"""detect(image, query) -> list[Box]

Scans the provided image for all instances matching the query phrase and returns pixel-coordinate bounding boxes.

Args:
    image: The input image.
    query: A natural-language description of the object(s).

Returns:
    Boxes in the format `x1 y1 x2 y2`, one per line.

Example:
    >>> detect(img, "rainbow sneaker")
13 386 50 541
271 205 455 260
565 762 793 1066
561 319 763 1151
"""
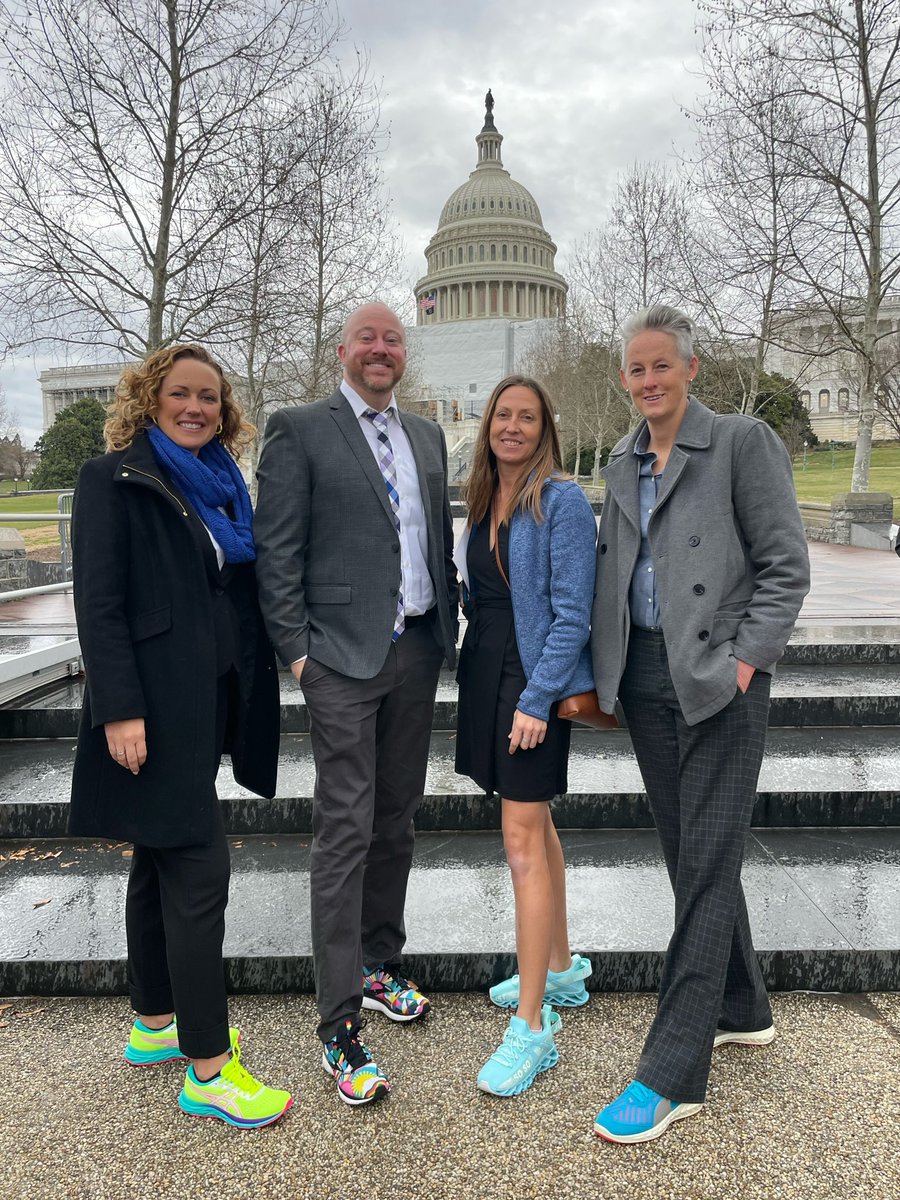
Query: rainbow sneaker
124 1019 240 1066
362 965 431 1022
321 1019 390 1107
177 1043 292 1129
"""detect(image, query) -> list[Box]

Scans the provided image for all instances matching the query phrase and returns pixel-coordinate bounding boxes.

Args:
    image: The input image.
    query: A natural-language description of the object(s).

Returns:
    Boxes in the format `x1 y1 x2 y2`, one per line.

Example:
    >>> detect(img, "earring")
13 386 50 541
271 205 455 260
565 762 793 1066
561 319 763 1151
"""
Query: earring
216 422 223 434
151 414 158 424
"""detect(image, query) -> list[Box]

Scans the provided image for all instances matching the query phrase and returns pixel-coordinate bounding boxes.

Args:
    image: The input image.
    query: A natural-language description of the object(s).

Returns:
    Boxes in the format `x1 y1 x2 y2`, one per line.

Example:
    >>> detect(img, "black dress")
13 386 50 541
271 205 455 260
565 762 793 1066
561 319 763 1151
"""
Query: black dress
455 519 571 801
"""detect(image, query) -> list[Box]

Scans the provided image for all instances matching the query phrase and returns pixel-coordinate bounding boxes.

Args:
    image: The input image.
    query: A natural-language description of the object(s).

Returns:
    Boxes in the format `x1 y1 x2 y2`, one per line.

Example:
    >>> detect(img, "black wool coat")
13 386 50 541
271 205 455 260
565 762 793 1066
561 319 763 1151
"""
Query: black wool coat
69 432 279 848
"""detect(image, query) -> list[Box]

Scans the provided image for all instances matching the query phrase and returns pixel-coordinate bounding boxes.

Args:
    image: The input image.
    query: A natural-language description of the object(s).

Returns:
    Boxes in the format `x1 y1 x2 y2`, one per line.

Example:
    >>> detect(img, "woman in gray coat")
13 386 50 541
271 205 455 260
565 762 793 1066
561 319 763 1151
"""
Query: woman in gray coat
590 305 810 1144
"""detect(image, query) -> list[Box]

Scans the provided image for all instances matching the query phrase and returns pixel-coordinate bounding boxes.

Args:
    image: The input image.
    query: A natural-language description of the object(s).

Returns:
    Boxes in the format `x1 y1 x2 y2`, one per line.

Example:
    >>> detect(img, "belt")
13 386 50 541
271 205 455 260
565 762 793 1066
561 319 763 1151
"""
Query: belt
404 607 436 629
632 624 664 635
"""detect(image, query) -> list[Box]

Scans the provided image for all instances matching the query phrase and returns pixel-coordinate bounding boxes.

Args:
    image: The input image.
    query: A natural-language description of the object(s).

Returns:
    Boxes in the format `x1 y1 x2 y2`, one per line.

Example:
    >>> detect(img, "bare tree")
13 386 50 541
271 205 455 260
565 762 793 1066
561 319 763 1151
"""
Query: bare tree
569 163 695 345
685 42 824 415
0 0 339 359
206 61 404 485
699 0 900 490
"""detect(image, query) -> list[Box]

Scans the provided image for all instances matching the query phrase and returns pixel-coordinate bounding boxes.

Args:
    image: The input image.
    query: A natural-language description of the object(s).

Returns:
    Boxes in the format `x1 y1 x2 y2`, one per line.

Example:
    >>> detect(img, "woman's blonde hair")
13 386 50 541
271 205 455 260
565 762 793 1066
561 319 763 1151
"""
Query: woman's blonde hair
464 374 568 526
104 344 254 459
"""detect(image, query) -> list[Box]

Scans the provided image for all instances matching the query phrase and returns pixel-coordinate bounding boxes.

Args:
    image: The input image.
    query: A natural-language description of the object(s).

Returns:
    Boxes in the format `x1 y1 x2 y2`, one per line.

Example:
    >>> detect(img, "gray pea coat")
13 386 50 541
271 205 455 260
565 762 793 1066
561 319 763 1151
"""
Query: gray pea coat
590 398 810 726
254 390 458 678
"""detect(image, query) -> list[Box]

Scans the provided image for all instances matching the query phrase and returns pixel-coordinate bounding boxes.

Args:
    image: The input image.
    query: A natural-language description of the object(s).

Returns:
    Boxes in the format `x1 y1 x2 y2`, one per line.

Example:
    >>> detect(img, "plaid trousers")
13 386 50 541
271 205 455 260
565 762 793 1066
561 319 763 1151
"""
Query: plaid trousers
619 628 773 1103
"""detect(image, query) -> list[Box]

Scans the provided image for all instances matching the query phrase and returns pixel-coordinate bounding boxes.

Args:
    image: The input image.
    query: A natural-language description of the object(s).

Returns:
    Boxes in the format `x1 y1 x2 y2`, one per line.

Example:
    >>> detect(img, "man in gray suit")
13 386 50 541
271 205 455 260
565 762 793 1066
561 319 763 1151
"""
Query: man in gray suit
254 302 457 1106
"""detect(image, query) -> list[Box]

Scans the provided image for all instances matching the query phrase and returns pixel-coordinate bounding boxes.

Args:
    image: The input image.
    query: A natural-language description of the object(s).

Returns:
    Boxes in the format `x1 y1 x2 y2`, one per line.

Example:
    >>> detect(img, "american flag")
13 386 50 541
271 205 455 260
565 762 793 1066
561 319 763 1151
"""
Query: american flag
419 293 435 312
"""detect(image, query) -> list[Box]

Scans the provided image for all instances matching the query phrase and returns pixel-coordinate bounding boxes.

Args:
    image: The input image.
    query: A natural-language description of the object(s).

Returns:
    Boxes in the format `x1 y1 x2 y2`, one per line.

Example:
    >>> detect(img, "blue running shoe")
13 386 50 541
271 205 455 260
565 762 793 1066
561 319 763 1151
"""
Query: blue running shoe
488 954 592 1010
594 1081 703 1143
477 1005 561 1097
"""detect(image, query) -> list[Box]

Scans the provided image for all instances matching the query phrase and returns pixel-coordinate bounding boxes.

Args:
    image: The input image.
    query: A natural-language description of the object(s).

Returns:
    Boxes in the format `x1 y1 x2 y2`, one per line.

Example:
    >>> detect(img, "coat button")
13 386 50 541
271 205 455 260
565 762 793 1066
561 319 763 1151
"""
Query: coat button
600 544 607 555
214 586 225 596
392 544 400 553
693 583 706 595
698 629 710 640
390 587 399 597
689 535 700 547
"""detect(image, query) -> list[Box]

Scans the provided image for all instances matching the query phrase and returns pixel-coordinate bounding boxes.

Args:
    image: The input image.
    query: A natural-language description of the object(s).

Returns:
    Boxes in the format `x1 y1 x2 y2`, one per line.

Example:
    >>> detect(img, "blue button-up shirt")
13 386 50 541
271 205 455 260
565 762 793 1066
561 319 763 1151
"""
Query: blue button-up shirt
628 429 662 630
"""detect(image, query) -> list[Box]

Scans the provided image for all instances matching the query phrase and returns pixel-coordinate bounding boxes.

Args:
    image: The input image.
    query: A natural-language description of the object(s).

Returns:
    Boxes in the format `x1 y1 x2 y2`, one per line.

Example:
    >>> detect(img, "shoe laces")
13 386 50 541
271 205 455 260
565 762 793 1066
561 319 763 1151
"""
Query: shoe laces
492 1023 540 1066
374 967 420 1000
218 1043 259 1098
328 1019 373 1073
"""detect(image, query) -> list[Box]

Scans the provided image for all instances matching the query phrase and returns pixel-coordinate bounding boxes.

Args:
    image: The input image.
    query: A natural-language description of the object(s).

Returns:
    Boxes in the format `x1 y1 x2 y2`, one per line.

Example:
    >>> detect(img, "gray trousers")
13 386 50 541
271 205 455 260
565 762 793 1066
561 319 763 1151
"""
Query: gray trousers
300 621 443 1041
619 628 773 1104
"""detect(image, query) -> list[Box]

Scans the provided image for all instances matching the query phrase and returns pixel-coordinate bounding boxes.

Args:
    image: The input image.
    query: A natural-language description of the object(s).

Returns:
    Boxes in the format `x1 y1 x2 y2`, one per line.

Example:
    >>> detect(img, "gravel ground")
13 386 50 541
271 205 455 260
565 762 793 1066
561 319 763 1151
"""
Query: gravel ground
1 991 898 1200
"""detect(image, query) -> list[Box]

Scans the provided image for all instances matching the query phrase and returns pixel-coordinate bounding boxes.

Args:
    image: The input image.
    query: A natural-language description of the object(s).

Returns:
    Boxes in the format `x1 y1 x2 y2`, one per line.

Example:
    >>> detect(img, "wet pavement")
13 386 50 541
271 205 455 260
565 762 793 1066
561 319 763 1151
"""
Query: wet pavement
2 727 898 840
1 991 898 1200
1 828 897 995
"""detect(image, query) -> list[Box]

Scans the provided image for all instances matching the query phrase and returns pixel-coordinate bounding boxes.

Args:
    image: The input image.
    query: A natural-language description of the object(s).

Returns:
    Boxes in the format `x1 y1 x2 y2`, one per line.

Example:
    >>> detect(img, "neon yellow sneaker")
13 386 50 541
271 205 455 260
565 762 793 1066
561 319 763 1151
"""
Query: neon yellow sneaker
178 1043 292 1129
123 1019 240 1066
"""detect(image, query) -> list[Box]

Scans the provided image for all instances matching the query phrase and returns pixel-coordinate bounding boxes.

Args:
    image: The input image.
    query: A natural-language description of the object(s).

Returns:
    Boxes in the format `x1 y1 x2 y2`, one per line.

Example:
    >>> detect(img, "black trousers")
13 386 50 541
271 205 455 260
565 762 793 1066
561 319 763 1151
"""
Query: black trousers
124 673 233 1060
299 620 443 1042
619 629 773 1104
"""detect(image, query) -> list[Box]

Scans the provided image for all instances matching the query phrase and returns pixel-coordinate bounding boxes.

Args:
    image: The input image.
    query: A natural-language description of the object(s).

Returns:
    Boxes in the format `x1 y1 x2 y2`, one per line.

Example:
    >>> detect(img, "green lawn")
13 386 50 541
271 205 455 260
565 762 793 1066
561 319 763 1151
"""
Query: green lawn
0 491 68 522
0 490 68 553
792 443 900 512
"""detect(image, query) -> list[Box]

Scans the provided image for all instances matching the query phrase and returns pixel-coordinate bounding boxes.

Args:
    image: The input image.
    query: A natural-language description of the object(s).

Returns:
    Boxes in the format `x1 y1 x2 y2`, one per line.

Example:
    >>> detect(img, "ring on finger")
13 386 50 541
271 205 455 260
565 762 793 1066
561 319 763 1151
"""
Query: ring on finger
116 750 125 758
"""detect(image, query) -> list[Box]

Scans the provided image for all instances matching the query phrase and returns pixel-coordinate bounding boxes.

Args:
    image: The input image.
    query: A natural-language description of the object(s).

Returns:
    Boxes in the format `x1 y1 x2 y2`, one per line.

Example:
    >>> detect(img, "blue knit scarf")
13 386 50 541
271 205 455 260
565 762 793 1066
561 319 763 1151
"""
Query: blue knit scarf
147 426 256 563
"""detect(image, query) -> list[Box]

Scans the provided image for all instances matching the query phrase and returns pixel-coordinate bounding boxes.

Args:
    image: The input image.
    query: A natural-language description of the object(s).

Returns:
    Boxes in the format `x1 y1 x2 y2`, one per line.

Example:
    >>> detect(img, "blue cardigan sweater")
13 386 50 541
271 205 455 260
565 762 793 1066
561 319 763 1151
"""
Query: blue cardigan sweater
457 479 597 721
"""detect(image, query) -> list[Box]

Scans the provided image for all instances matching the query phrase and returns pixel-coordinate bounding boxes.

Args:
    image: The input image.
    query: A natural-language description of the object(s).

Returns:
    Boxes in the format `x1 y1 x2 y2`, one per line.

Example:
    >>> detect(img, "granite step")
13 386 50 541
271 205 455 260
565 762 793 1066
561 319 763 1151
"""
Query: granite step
1 727 898 839
1 827 896 996
3 661 900 738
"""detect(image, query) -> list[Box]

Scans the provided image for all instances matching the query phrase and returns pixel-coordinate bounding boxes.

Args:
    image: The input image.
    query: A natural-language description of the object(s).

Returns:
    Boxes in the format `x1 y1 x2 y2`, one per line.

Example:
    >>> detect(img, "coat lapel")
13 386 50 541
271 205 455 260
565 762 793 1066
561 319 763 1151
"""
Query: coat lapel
651 398 715 517
601 433 642 532
329 393 396 528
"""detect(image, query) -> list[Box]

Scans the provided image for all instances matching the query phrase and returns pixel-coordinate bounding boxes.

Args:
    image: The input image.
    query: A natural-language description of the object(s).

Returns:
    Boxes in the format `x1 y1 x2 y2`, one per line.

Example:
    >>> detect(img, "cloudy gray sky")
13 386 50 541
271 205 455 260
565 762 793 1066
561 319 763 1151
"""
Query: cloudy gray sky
3 0 703 444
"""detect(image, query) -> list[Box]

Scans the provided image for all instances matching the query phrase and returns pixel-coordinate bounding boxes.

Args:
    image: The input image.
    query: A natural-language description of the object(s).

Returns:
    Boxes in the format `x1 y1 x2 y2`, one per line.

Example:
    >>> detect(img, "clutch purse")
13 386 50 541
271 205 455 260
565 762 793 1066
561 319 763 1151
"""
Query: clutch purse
557 690 619 730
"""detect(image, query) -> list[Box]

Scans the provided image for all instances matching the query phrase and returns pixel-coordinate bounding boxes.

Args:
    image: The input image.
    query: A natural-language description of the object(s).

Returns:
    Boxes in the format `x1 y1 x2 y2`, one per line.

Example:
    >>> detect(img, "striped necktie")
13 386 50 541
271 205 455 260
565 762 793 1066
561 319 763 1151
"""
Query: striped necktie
365 408 404 640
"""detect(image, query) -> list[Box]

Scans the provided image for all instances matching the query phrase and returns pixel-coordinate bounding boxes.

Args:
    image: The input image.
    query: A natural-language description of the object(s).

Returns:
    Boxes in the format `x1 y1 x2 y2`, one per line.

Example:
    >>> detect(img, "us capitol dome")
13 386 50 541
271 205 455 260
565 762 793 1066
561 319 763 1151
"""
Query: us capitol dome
414 91 568 325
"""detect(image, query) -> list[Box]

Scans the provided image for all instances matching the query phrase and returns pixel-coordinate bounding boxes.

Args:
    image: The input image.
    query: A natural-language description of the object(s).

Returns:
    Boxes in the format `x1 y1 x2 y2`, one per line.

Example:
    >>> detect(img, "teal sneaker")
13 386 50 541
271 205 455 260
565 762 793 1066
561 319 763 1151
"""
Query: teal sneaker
488 954 592 1010
594 1081 703 1143
477 1005 561 1097
124 1019 240 1066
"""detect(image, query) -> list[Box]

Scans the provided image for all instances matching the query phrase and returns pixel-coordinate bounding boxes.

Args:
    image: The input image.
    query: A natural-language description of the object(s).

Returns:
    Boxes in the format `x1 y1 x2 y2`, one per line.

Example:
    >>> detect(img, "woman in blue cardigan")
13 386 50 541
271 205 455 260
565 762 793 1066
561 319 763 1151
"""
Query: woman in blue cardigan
454 374 597 1097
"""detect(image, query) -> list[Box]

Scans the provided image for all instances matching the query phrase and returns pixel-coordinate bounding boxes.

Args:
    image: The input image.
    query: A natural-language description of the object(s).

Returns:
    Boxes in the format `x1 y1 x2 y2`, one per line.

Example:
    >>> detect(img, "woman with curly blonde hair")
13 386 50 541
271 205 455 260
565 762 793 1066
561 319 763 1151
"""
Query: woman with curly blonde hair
69 344 292 1128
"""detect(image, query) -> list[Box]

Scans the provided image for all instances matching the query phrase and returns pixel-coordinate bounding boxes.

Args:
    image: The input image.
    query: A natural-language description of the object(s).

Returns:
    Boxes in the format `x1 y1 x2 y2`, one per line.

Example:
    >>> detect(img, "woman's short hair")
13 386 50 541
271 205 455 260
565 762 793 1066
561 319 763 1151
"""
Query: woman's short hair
104 344 254 458
620 304 696 367
465 373 567 526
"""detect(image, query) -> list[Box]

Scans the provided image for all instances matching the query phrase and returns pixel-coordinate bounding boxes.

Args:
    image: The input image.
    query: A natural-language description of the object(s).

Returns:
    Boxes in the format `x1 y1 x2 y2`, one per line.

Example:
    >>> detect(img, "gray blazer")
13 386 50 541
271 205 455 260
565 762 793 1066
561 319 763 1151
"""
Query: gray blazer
254 390 457 679
591 398 810 726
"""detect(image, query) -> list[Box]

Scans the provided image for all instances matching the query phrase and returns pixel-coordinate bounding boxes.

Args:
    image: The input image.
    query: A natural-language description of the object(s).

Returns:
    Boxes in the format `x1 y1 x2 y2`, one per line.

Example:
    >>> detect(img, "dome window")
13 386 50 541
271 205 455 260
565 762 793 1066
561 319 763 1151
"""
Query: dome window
490 199 494 209
513 245 518 262
464 201 468 211
469 245 474 262
479 244 485 260
491 243 496 260
499 199 503 209
481 199 485 209
502 244 507 261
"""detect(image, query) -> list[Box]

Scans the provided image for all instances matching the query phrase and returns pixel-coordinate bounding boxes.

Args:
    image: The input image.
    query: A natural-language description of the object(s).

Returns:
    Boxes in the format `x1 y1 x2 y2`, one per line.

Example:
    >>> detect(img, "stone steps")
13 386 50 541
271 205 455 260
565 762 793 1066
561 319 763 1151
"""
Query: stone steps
2 727 898 838
1 828 896 996
3 660 900 738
